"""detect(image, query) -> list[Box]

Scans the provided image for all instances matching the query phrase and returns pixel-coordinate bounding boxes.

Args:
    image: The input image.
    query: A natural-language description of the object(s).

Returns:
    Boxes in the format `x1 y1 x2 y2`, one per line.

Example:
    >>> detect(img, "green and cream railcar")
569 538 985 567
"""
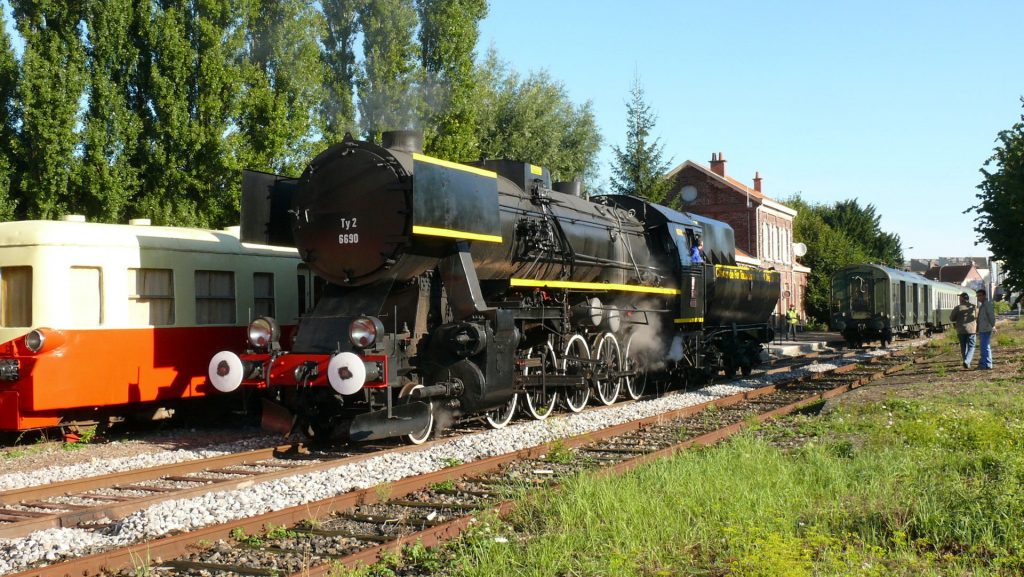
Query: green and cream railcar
0 218 317 431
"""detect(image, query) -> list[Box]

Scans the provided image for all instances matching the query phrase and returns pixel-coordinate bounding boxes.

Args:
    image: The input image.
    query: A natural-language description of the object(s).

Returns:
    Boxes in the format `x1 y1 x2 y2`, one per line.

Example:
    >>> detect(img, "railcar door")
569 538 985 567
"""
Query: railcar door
923 288 931 326
912 283 920 326
898 281 907 326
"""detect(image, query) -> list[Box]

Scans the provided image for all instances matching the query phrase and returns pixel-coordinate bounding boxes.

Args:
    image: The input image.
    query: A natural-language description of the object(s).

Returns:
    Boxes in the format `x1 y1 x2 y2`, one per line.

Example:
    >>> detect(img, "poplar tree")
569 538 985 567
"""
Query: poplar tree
12 0 87 219
416 0 487 161
237 0 326 177
609 76 672 202
135 0 244 227
356 0 420 142
320 0 360 142
0 9 19 221
78 0 143 223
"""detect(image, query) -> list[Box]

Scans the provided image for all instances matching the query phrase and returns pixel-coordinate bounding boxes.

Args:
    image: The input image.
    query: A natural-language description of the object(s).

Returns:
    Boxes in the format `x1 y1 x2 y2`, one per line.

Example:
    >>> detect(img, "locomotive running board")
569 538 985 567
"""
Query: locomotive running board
349 401 433 442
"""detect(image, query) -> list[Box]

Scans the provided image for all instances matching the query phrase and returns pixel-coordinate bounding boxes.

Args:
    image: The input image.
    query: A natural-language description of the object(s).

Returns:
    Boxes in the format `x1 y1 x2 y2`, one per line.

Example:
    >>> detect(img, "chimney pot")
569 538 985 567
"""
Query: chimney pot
709 151 727 177
753 171 762 193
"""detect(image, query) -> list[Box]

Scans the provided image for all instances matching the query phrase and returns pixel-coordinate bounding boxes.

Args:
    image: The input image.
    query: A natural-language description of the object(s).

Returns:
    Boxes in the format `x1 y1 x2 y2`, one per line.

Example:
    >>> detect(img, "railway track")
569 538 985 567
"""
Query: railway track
3 343 937 577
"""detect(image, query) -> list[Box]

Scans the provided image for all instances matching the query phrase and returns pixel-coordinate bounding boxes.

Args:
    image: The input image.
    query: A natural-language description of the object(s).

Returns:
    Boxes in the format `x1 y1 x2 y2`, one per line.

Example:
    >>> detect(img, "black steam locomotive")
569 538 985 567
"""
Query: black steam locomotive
209 131 780 443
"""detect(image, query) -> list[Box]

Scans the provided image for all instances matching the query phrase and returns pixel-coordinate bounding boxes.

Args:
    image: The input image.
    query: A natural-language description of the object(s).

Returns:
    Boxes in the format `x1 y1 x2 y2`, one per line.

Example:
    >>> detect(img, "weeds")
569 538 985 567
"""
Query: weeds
430 479 456 492
441 457 464 468
544 440 574 464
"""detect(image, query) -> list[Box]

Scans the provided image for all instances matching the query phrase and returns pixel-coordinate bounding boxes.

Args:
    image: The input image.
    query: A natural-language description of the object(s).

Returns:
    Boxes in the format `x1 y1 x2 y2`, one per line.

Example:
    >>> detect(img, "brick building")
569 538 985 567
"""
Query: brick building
664 152 809 316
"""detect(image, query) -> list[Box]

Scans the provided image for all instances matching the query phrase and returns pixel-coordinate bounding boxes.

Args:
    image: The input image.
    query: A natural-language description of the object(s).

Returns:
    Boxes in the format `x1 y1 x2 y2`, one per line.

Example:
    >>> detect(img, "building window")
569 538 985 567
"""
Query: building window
128 268 175 325
70 267 103 326
253 272 275 318
196 270 235 325
0 266 31 327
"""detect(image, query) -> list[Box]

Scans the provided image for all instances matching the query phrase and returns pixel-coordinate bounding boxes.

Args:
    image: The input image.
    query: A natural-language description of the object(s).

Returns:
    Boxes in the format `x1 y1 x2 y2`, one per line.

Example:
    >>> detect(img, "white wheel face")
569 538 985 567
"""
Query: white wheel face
623 334 646 400
400 385 434 445
208 351 244 393
484 394 518 429
593 333 622 405
562 334 591 413
523 345 558 420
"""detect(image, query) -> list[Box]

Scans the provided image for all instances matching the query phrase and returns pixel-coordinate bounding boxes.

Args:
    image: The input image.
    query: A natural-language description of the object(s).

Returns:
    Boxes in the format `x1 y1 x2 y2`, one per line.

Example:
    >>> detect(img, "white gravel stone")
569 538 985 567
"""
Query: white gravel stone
0 349 896 576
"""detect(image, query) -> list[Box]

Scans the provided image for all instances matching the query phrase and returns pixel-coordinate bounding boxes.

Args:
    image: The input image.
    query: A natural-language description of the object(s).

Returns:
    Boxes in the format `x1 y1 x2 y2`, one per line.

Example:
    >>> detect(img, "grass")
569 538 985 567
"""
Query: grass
353 329 1024 576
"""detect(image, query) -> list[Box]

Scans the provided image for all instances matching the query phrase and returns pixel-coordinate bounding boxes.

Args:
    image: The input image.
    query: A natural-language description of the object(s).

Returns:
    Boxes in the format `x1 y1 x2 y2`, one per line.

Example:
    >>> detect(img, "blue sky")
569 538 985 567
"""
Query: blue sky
479 0 1024 260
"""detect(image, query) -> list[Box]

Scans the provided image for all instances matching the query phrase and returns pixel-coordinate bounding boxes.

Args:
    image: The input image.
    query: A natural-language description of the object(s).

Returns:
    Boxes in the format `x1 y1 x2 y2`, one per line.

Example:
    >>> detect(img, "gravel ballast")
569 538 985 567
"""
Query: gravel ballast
0 348 896 575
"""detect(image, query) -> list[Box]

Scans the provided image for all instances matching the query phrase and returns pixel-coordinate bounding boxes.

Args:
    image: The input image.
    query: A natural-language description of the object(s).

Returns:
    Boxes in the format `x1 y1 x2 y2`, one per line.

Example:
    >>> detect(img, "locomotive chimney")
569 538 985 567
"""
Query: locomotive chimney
709 152 726 177
381 130 424 154
553 180 582 197
753 171 762 193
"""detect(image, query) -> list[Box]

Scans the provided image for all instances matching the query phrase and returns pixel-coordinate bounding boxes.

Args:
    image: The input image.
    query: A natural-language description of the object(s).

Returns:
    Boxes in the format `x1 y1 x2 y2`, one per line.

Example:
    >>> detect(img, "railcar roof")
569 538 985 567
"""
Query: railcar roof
0 220 298 256
835 262 962 291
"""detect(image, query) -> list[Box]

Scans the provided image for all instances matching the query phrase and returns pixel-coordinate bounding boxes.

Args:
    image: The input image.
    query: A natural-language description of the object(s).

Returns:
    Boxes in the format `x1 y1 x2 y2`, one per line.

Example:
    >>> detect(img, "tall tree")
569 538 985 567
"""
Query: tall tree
416 0 486 161
820 198 903 267
972 98 1024 292
319 0 361 142
134 0 245 227
12 0 88 219
237 0 325 177
0 8 19 221
609 76 672 202
356 0 420 142
477 51 601 185
77 0 143 223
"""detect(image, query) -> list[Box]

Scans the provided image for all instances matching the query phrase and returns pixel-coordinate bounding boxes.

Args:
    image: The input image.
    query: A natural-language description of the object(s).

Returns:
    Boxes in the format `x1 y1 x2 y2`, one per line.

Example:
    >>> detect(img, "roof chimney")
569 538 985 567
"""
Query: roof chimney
753 171 762 193
710 152 726 177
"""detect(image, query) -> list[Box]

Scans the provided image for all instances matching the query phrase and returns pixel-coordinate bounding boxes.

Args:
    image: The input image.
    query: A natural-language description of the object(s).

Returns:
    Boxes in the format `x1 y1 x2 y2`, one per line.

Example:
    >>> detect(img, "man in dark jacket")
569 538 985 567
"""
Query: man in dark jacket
950 292 977 369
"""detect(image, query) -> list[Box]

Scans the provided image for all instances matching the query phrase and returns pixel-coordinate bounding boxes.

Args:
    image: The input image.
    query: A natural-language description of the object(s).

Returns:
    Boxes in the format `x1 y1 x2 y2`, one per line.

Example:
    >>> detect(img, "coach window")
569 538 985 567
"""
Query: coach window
196 270 235 324
128 268 175 325
71 267 103 325
253 272 275 318
0 266 31 327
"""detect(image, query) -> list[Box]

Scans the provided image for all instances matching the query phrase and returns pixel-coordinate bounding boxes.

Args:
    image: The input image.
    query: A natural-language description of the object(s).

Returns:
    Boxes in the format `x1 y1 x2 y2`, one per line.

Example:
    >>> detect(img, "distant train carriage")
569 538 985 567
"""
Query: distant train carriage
830 263 962 347
0 218 317 431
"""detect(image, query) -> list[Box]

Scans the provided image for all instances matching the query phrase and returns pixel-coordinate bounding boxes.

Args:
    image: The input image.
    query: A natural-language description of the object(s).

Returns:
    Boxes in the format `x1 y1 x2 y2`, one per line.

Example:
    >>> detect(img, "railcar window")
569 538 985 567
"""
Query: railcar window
196 270 235 324
70 267 103 325
253 272 275 318
0 266 31 327
128 268 175 325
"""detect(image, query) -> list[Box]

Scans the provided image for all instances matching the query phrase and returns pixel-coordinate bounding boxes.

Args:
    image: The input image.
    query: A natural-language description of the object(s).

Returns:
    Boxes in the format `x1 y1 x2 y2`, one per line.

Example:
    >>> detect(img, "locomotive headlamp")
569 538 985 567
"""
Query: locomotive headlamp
248 317 281 349
25 330 45 353
349 316 384 349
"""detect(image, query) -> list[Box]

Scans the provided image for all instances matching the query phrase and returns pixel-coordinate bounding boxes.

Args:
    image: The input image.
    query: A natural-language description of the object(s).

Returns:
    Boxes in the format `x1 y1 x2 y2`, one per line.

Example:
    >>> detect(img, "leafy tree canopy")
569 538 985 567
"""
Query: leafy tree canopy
972 97 1024 292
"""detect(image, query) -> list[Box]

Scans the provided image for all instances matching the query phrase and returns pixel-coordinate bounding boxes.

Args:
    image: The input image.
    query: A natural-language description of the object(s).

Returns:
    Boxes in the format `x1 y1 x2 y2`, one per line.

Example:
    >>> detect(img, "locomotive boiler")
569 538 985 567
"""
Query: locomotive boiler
209 131 780 443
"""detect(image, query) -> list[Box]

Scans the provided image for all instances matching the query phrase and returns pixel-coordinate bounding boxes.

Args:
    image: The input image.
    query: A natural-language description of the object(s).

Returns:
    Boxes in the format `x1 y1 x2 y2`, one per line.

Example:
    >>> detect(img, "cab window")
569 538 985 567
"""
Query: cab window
0 266 31 327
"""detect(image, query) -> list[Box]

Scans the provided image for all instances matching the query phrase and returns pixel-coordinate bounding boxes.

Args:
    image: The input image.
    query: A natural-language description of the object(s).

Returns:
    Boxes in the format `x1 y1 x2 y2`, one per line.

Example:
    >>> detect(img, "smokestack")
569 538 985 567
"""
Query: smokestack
553 181 582 197
382 130 423 154
710 152 726 177
753 171 762 193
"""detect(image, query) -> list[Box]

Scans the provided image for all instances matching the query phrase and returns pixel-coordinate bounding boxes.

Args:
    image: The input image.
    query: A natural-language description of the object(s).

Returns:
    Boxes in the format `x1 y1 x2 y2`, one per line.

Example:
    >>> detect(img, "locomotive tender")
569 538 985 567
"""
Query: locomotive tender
209 131 780 443
830 263 964 348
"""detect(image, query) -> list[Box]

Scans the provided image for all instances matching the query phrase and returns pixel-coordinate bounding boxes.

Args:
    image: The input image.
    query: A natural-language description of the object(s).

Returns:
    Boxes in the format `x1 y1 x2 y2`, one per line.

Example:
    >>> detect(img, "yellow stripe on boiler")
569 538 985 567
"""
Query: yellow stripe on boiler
412 153 498 179
510 278 680 295
411 225 503 243
674 317 705 324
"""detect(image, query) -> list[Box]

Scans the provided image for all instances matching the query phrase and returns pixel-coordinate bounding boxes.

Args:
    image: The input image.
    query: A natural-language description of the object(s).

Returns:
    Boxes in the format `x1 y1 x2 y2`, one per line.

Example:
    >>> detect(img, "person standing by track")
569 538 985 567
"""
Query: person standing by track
950 292 977 369
975 288 996 370
785 304 799 341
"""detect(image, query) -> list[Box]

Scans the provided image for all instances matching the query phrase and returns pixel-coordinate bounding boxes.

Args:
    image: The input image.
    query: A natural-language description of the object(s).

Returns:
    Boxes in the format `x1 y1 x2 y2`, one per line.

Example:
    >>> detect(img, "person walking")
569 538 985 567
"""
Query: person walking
950 292 977 369
785 304 799 341
976 288 996 370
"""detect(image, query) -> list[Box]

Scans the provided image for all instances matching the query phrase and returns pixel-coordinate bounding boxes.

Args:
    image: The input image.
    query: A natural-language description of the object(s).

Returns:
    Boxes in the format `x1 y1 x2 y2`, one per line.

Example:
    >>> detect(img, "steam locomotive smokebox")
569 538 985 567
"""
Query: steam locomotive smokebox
468 160 552 191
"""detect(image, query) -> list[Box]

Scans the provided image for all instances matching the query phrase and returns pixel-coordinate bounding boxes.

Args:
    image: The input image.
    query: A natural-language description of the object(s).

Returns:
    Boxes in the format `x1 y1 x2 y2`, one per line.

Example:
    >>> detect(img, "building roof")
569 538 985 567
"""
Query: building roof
664 159 796 216
923 263 982 284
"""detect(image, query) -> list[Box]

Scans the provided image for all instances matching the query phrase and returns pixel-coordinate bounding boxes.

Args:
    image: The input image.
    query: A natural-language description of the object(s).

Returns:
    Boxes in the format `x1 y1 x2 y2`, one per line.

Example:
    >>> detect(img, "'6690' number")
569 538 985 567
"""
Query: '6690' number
338 233 360 244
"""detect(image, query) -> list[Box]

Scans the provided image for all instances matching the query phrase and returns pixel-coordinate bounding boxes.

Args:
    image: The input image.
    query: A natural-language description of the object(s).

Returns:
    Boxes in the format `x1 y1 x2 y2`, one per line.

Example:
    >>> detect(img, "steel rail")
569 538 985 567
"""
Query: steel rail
7 348 914 577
